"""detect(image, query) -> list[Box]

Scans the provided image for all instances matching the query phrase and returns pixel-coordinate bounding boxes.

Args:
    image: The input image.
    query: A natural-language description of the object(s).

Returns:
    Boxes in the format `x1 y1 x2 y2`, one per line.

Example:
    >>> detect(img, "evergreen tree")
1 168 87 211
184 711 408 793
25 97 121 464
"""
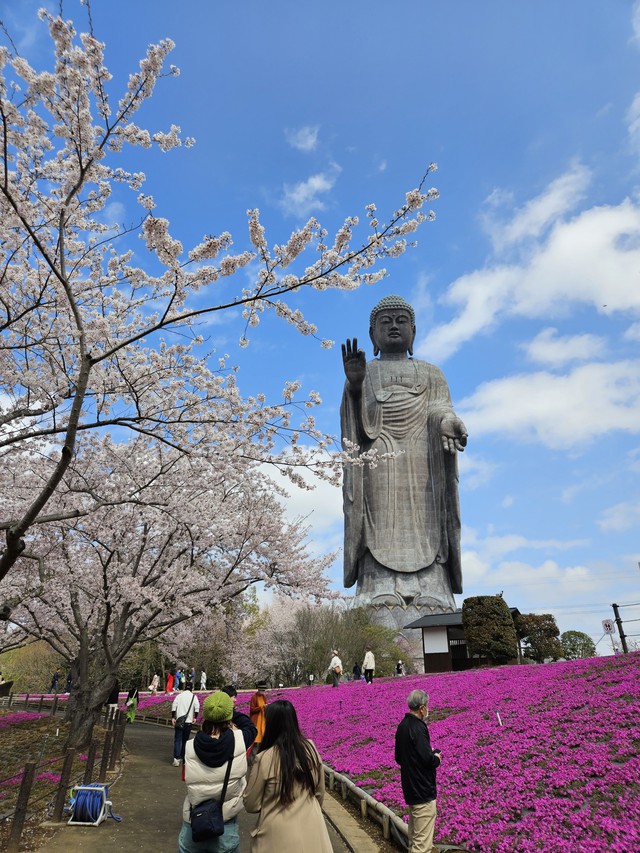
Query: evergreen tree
514 613 564 663
560 630 597 660
462 595 518 664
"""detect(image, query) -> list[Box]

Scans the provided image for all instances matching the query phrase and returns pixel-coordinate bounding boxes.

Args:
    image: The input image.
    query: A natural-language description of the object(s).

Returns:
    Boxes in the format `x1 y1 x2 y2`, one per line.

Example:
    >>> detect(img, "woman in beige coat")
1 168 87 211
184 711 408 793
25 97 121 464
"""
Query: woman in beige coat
243 699 332 853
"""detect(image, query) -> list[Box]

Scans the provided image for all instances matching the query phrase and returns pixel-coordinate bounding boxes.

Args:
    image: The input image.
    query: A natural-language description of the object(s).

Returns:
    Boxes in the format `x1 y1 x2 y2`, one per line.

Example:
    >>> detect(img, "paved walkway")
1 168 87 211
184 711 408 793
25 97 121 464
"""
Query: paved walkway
37 722 369 853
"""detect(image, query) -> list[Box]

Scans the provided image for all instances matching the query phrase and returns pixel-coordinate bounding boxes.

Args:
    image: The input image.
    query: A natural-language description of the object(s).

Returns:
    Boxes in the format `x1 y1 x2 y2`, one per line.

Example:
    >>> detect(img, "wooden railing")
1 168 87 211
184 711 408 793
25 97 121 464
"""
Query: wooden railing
0 703 127 853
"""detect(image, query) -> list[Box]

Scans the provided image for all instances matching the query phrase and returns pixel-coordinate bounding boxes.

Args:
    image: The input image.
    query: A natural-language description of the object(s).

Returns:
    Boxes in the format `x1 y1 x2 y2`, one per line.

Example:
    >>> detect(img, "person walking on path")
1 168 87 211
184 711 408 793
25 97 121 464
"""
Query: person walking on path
394 689 442 853
362 647 375 684
244 699 332 853
172 681 200 766
328 650 342 688
200 670 207 691
166 671 175 693
125 685 139 723
352 661 362 681
178 691 255 853
148 672 160 694
105 679 120 720
49 671 59 693
249 684 268 749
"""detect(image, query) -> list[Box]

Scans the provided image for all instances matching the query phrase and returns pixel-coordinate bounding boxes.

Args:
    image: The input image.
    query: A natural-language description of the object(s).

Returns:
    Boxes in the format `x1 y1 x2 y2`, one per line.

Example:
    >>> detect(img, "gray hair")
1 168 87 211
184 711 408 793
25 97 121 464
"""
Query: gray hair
407 689 429 711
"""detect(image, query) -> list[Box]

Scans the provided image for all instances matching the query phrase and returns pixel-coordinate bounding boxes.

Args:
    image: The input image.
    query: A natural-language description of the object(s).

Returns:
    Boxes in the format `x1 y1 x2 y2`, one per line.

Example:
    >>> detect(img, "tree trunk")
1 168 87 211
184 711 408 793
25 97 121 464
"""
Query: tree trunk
65 700 104 750
64 653 117 750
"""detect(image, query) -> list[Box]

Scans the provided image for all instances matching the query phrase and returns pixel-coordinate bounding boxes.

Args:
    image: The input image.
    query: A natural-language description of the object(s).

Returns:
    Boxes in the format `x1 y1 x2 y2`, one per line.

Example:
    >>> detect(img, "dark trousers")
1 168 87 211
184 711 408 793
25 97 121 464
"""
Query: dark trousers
364 669 374 683
331 669 340 687
173 723 192 761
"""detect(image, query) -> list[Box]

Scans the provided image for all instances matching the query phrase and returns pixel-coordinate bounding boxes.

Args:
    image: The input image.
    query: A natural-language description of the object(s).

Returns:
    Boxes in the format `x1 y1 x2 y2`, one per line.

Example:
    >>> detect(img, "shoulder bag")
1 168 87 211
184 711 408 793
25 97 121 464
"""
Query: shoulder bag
175 693 195 730
190 757 233 841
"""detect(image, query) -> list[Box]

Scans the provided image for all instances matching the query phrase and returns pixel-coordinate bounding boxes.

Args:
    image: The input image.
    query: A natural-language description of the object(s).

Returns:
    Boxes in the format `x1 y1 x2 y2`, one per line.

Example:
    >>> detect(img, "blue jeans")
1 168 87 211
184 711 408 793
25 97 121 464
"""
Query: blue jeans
174 723 192 761
178 818 239 853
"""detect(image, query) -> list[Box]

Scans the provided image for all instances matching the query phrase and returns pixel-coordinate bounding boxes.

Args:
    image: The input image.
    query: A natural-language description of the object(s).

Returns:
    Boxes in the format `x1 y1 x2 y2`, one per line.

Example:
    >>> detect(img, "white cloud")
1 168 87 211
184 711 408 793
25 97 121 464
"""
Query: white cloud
285 126 320 153
455 525 628 638
629 447 640 472
410 271 436 328
280 474 343 536
458 360 640 449
501 495 514 508
458 553 597 602
419 189 640 362
280 166 340 218
624 322 640 341
522 327 607 367
632 1 640 45
102 202 126 228
4 2 55 53
457 453 496 490
462 527 588 561
626 92 640 155
598 501 640 532
483 163 591 252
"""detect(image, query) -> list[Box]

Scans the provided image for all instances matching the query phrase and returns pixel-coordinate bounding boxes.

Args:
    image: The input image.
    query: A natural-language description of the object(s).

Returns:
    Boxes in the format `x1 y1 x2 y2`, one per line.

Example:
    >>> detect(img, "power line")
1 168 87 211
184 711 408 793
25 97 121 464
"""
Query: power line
492 574 639 589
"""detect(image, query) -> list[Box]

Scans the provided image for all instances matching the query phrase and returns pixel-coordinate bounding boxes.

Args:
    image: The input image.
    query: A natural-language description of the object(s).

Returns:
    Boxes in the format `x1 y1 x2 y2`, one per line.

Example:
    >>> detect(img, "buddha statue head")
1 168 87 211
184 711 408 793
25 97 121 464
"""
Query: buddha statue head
369 294 416 356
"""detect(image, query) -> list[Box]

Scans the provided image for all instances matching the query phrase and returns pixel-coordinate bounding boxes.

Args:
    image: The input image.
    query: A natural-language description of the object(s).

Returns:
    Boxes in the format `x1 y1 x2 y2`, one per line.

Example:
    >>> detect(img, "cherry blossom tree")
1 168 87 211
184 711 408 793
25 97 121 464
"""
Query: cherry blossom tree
0 6 437 592
0 435 335 747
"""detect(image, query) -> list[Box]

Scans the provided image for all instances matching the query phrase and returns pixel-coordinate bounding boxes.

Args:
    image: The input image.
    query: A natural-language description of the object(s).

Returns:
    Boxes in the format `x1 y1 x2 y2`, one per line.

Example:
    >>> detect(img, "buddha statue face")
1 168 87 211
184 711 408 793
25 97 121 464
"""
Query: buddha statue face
370 308 415 356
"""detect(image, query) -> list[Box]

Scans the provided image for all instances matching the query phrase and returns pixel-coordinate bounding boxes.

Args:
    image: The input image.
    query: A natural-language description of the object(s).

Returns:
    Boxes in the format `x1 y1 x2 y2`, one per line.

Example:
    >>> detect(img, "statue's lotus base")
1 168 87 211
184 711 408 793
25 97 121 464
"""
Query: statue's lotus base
362 598 456 675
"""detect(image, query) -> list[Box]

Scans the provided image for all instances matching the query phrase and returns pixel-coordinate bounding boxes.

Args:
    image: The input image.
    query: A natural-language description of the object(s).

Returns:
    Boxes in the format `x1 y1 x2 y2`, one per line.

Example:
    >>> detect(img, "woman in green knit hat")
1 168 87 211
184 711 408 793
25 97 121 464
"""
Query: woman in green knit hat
178 691 256 853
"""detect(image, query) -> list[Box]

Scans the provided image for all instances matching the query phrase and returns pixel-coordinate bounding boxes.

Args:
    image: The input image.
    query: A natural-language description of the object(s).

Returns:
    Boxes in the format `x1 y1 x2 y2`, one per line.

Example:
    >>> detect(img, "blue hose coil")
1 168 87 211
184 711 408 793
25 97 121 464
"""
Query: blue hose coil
70 784 122 823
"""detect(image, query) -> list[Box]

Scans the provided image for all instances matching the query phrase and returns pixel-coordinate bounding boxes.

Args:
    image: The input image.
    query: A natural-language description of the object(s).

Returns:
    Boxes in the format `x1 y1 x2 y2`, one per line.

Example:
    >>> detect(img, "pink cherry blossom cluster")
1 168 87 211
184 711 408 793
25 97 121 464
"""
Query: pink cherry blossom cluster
0 5 439 603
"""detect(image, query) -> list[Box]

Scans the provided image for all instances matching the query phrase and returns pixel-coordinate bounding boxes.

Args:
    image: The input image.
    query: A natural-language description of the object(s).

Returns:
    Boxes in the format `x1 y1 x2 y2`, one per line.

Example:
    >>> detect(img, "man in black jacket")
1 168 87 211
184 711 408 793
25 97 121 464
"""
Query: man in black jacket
394 689 442 853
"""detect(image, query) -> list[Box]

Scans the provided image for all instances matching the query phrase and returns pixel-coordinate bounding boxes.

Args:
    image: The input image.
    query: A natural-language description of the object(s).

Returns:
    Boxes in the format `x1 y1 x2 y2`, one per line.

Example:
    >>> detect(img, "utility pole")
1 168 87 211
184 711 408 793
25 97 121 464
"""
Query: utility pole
611 603 629 654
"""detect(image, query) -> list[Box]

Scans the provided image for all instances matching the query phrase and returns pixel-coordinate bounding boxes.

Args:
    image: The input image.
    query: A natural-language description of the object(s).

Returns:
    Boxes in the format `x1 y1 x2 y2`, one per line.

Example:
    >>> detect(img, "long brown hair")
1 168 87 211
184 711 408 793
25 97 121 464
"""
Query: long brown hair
259 699 319 806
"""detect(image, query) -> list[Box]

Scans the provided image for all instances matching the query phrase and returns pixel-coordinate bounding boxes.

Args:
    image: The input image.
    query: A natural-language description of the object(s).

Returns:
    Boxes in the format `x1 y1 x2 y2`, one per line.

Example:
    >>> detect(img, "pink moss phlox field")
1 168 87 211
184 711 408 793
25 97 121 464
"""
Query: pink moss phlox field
0 711 47 729
35 772 62 784
237 655 640 852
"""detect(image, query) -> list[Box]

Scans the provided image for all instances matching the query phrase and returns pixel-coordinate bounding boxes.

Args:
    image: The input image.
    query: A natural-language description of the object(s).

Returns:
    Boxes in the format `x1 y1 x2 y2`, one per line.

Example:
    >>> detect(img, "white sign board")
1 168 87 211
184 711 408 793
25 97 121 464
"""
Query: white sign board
602 619 615 635
422 626 449 654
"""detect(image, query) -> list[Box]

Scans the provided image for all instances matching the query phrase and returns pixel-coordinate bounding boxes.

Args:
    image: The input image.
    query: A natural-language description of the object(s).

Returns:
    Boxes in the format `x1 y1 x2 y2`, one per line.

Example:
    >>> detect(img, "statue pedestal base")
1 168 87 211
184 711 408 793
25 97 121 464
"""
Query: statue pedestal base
363 599 456 674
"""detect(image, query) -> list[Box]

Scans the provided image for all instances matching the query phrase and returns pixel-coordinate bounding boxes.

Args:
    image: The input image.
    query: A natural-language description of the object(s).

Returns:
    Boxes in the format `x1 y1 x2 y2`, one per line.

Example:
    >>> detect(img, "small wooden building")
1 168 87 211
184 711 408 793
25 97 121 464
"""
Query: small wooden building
404 608 521 673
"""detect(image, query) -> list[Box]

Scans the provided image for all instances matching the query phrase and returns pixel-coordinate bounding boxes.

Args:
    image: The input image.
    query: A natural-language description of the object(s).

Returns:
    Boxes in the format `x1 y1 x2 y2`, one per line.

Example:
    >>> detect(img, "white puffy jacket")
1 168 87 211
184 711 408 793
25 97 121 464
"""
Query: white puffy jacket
182 729 248 823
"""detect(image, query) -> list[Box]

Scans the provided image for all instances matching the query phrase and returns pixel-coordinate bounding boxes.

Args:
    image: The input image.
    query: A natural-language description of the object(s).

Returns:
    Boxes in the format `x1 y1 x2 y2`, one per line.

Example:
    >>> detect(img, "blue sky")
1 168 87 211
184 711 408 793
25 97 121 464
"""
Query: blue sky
5 0 640 649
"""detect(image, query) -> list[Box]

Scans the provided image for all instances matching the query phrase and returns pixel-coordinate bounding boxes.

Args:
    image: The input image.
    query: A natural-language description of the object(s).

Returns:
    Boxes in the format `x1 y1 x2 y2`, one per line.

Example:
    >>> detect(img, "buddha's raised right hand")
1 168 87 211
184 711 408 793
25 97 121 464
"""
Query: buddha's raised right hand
341 338 366 389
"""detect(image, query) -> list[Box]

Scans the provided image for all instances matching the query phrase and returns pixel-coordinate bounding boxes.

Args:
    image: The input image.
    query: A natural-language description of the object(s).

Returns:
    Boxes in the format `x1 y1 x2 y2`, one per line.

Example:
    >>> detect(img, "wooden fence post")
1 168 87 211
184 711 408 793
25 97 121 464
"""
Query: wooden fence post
49 693 58 717
83 740 98 784
382 812 390 839
6 762 36 853
51 748 76 823
108 718 127 771
37 695 44 713
98 730 113 782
